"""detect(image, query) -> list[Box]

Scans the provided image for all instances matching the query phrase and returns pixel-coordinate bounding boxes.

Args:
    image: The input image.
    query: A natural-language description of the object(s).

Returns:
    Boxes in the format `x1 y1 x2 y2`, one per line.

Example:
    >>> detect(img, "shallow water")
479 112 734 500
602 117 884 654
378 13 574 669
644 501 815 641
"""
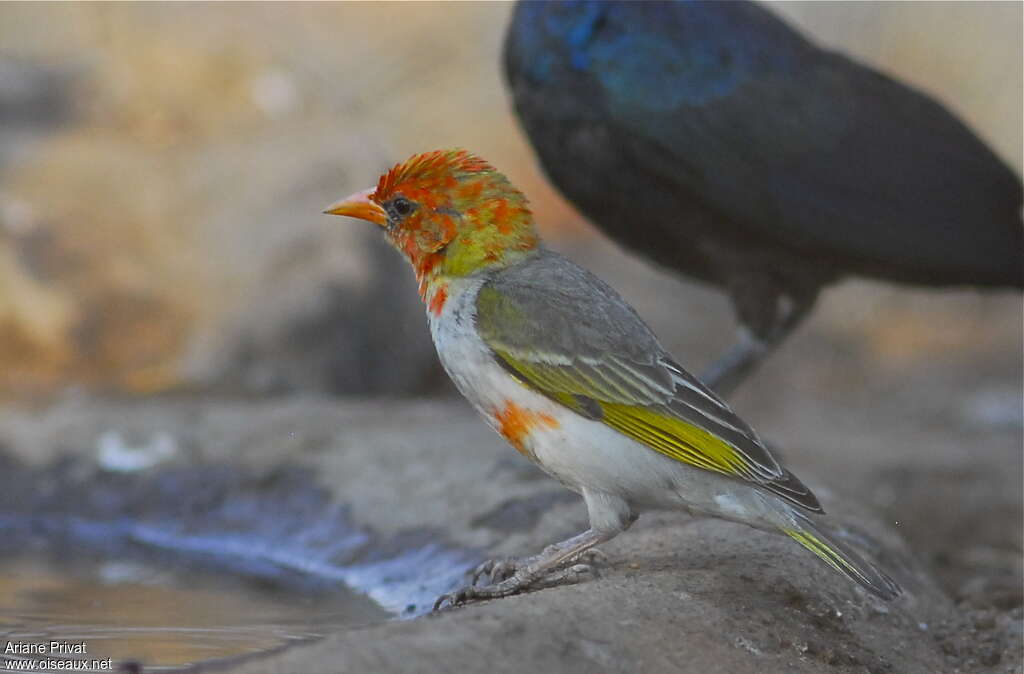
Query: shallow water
0 461 479 620
0 553 389 671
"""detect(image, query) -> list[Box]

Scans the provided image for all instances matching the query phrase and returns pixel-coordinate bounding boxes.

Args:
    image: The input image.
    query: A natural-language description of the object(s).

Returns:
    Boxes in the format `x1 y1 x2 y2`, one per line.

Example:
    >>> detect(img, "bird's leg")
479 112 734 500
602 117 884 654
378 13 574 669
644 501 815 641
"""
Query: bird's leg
701 279 819 397
434 490 634 610
699 327 769 396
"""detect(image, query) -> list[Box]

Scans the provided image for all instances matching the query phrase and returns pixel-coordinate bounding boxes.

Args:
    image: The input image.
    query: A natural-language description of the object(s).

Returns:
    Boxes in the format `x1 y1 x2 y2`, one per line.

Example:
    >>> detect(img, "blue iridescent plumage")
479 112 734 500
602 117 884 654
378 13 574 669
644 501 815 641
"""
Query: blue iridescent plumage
504 0 1023 393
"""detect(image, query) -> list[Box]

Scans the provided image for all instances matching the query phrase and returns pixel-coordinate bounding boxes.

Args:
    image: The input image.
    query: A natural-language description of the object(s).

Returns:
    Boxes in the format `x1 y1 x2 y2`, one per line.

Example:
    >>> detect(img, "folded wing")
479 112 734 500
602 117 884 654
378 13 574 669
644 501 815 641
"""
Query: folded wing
477 251 822 512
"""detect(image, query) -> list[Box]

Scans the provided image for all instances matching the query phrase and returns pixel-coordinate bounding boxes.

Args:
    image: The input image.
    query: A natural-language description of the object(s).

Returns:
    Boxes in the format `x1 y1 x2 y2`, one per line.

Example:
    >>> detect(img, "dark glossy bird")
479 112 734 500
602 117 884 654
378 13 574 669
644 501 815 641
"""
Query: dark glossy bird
504 0 1023 395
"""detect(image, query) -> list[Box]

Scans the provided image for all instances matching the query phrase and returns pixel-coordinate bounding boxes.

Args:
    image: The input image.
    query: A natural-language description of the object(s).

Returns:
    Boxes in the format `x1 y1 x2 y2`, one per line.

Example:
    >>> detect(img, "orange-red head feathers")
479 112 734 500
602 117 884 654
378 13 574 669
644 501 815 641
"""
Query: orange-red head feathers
325 150 539 285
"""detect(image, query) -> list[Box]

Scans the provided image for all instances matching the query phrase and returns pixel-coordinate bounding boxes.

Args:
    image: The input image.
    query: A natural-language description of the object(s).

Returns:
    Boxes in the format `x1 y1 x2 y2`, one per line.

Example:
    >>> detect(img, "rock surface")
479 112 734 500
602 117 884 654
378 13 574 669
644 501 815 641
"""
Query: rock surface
0 390 1019 673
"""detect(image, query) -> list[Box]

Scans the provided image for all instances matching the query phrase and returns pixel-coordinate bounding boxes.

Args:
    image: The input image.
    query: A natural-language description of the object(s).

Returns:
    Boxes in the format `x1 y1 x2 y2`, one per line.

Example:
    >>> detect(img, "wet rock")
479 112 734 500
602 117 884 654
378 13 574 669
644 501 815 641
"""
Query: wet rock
0 393 1018 673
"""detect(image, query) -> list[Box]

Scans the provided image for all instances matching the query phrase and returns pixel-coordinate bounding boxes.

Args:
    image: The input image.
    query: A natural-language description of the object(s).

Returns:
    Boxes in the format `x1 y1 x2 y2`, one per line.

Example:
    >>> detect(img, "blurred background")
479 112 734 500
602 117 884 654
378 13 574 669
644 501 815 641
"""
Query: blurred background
0 1 1019 404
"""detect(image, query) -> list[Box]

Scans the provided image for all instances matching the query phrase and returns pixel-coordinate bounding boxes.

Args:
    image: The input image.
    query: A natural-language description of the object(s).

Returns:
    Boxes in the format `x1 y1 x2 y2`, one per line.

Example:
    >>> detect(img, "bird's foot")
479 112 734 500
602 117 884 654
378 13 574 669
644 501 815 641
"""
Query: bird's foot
468 547 606 585
433 561 598 611
468 556 520 585
432 573 530 611
434 529 612 611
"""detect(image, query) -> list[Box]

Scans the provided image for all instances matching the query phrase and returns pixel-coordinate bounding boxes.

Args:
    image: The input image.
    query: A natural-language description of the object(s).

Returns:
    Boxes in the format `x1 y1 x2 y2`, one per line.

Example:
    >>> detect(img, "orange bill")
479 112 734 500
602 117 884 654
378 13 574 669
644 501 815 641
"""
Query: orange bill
323 187 387 226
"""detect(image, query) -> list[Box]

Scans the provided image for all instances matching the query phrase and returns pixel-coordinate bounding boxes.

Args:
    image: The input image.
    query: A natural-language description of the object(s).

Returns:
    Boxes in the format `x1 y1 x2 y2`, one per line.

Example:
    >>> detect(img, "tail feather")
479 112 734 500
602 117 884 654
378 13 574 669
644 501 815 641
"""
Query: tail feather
782 516 901 601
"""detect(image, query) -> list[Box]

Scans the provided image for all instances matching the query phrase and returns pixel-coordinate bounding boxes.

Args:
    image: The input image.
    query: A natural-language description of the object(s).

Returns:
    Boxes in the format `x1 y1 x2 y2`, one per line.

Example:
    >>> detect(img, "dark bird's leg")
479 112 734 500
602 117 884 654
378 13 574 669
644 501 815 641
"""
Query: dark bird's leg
700 261 823 396
700 328 772 397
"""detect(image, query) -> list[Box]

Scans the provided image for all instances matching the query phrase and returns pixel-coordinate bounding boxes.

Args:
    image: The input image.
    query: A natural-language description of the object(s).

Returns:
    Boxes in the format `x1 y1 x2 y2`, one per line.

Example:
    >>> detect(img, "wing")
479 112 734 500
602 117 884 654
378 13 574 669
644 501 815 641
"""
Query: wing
476 251 822 512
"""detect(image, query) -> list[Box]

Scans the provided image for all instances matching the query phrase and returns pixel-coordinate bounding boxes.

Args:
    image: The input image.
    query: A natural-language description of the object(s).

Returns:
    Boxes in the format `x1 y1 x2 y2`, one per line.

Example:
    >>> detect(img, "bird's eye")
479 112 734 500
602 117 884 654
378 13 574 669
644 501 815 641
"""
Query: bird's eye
391 197 414 218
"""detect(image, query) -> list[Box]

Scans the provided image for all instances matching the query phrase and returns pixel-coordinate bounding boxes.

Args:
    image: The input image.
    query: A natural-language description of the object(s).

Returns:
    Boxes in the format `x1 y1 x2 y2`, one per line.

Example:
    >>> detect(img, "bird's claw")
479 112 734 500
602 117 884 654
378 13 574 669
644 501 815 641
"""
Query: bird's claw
467 547 605 585
469 557 519 585
433 573 524 612
536 562 599 587
433 586 476 612
434 551 605 612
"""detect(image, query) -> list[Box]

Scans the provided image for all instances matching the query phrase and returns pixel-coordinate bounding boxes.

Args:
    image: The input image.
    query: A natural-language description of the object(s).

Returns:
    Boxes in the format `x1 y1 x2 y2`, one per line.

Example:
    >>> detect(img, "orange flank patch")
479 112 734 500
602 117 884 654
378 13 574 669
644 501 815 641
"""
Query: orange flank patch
428 284 448 317
494 400 559 460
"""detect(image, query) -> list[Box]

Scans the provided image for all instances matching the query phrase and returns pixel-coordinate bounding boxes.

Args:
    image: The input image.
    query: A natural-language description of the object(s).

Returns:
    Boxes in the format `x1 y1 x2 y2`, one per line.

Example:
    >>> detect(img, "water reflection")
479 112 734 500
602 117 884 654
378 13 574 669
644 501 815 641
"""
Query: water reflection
0 553 388 671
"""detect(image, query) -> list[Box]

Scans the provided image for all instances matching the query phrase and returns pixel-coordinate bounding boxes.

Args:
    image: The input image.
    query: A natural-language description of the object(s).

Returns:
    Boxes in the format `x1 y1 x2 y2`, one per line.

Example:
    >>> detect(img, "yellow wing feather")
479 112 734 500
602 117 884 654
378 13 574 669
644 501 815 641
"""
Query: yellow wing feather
496 349 755 480
600 403 751 477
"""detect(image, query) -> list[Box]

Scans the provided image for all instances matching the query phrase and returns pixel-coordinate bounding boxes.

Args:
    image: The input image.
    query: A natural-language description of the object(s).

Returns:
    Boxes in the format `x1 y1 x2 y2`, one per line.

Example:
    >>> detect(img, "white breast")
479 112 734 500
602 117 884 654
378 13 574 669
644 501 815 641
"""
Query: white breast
428 276 522 418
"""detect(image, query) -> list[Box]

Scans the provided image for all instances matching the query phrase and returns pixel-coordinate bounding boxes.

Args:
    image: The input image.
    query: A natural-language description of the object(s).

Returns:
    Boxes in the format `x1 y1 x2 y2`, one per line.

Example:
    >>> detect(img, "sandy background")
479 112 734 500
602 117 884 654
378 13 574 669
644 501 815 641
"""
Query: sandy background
0 1 1019 399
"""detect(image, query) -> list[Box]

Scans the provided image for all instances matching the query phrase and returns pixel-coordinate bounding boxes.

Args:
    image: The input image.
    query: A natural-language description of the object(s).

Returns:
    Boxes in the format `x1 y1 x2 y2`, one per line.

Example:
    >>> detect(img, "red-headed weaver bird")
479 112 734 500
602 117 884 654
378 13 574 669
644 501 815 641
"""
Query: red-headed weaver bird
325 150 901 609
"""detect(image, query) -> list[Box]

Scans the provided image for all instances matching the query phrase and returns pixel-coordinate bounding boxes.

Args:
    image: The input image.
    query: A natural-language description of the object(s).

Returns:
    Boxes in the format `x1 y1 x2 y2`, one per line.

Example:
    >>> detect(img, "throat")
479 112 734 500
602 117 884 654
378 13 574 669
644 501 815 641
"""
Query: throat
413 245 537 317
412 251 444 299
417 259 453 318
